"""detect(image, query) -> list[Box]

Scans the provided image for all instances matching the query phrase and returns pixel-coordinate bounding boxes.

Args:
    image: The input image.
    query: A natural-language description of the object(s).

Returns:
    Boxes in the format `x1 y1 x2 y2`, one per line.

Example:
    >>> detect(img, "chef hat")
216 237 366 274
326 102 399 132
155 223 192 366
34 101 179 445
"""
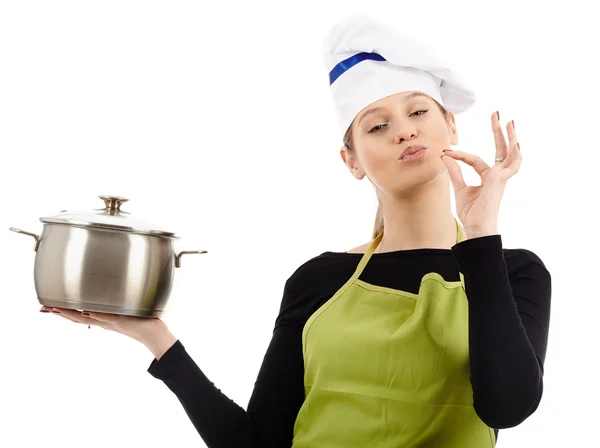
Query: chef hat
323 14 477 135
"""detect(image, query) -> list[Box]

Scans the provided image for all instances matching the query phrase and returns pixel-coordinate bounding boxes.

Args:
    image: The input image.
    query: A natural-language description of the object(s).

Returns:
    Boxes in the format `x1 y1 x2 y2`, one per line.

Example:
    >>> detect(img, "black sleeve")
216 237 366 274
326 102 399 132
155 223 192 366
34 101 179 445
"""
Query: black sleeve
146 279 305 448
451 235 552 430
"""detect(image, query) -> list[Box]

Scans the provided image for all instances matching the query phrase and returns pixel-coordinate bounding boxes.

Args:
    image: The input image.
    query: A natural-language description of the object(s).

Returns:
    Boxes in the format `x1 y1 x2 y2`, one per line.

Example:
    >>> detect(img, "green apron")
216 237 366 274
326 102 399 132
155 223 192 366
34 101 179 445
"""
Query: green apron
292 218 496 447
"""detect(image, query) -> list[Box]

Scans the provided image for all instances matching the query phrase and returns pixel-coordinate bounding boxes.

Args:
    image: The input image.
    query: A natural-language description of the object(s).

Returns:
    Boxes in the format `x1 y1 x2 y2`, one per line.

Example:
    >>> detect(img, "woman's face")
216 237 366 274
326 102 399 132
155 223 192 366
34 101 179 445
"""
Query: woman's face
342 91 459 197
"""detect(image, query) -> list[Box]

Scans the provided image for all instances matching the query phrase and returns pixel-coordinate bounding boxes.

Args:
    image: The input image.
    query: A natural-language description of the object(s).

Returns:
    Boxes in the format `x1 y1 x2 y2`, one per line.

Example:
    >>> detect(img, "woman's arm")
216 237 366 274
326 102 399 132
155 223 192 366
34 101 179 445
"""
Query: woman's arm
452 235 552 429
141 325 178 360
146 283 306 448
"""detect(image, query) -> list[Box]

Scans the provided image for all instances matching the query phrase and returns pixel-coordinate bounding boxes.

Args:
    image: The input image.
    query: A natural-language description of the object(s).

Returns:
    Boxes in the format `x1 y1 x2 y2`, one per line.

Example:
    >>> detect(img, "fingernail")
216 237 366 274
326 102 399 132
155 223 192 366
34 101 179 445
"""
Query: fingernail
82 312 91 317
40 309 50 313
496 111 500 120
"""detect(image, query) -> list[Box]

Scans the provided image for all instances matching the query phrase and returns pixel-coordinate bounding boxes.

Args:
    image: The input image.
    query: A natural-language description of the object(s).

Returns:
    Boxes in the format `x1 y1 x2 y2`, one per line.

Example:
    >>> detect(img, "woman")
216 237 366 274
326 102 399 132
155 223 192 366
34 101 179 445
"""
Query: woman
42 15 552 447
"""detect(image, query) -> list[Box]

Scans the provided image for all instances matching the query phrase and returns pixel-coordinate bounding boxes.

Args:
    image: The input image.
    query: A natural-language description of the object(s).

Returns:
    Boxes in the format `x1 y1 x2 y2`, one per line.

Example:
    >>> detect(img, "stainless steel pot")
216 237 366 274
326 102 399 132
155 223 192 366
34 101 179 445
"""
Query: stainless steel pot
10 195 207 317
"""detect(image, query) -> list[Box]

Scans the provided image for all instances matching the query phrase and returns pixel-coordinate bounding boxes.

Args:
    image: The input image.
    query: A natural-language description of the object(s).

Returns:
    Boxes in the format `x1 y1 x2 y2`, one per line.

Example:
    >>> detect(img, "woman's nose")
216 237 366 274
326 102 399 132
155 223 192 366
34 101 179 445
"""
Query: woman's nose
394 127 417 144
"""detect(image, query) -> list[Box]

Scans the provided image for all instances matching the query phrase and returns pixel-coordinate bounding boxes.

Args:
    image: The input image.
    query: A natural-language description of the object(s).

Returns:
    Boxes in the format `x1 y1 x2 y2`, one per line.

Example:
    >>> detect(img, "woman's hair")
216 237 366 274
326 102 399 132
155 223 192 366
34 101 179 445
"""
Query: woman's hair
343 95 452 239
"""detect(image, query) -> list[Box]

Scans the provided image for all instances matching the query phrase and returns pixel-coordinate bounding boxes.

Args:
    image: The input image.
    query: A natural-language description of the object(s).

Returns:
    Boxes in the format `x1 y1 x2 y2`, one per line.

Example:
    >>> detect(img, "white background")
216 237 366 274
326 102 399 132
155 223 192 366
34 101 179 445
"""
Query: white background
1 1 597 446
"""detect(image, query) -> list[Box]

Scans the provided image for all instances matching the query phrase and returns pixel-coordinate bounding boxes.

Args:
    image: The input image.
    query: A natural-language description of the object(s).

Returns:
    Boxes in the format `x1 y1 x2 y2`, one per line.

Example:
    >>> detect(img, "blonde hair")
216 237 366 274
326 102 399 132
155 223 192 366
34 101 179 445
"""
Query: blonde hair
342 95 452 239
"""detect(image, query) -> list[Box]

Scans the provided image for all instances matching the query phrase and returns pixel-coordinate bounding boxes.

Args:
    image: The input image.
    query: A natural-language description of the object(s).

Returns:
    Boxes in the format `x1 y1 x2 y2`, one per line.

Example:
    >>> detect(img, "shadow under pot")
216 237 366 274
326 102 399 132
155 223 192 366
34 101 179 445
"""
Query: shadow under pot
10 195 207 317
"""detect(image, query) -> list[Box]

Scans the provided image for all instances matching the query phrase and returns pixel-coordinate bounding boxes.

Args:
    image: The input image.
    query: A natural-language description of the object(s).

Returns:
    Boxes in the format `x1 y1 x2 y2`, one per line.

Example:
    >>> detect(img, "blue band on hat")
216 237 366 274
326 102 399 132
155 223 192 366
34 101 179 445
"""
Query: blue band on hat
329 52 386 85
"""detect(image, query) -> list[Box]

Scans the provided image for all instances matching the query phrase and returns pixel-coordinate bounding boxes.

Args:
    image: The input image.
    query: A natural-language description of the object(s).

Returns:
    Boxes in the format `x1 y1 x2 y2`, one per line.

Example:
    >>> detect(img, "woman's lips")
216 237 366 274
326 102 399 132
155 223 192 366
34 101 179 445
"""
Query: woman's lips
399 148 427 162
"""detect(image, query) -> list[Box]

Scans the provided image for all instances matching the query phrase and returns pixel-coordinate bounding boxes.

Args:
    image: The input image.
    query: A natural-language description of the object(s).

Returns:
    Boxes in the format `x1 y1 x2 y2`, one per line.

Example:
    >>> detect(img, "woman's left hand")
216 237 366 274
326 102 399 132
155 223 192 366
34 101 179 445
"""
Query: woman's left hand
441 111 522 239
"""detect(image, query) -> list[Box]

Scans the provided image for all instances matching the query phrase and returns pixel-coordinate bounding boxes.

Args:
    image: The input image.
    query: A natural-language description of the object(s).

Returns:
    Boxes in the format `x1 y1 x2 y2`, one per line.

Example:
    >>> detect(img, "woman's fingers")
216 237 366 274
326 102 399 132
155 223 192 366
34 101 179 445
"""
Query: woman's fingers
51 309 87 325
81 311 120 325
492 111 508 161
52 308 87 322
41 306 111 329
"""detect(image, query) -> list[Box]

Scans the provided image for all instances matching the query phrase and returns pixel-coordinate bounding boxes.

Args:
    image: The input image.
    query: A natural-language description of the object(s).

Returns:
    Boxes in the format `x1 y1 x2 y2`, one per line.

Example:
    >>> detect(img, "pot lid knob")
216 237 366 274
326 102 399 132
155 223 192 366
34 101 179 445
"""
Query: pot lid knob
99 195 129 213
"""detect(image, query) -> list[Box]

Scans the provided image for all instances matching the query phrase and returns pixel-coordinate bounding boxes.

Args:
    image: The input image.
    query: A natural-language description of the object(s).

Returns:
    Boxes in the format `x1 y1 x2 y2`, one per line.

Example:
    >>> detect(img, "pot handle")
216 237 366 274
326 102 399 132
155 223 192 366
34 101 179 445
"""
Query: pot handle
9 227 41 252
175 250 208 268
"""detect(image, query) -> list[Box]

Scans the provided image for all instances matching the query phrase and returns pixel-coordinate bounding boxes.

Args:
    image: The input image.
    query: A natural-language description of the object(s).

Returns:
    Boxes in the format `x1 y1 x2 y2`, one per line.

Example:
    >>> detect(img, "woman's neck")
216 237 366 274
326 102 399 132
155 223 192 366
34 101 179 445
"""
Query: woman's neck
376 176 457 252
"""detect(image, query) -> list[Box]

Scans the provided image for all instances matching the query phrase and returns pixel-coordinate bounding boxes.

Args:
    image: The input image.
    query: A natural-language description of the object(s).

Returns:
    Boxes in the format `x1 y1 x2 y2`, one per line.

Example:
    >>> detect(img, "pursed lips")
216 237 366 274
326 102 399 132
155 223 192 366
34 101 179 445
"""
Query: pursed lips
399 145 427 160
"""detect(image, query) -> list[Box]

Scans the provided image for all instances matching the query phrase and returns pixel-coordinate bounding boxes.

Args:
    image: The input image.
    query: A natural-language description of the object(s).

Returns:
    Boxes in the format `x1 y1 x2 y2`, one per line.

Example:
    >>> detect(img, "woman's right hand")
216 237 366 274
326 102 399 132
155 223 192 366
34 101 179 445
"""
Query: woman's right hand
40 306 178 360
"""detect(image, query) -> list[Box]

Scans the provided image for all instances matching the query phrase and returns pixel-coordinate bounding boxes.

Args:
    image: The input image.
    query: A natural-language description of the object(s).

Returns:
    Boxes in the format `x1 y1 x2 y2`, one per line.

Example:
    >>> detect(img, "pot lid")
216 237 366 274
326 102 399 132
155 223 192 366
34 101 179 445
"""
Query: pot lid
40 196 178 238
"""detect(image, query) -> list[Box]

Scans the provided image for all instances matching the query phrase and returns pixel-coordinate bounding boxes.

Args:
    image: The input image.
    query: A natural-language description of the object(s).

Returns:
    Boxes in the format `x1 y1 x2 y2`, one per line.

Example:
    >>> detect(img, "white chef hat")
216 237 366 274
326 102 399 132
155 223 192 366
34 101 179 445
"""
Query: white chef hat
323 14 477 136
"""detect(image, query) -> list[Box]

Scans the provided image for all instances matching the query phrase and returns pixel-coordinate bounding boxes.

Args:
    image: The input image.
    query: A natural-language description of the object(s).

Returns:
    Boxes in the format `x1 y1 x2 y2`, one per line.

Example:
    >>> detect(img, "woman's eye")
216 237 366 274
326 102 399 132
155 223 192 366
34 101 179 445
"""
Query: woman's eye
368 124 387 133
368 110 428 133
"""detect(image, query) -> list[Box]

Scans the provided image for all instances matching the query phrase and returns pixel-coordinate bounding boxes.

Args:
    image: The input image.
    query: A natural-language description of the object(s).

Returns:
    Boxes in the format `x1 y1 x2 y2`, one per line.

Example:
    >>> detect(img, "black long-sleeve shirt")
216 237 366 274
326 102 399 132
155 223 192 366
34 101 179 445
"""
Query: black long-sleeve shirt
148 234 552 447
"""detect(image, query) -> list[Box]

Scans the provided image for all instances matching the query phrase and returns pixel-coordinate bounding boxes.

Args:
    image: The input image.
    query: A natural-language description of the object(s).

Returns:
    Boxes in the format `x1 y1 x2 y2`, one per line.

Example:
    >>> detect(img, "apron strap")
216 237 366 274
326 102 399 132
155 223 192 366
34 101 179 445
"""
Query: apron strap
455 218 467 289
455 218 465 244
350 218 466 285
348 229 384 283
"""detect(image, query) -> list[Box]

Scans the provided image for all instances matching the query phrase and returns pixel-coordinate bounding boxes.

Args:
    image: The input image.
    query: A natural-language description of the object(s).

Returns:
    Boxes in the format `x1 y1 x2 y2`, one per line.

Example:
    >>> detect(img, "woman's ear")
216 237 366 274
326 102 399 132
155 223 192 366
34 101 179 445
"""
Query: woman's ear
447 111 459 146
340 145 365 179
